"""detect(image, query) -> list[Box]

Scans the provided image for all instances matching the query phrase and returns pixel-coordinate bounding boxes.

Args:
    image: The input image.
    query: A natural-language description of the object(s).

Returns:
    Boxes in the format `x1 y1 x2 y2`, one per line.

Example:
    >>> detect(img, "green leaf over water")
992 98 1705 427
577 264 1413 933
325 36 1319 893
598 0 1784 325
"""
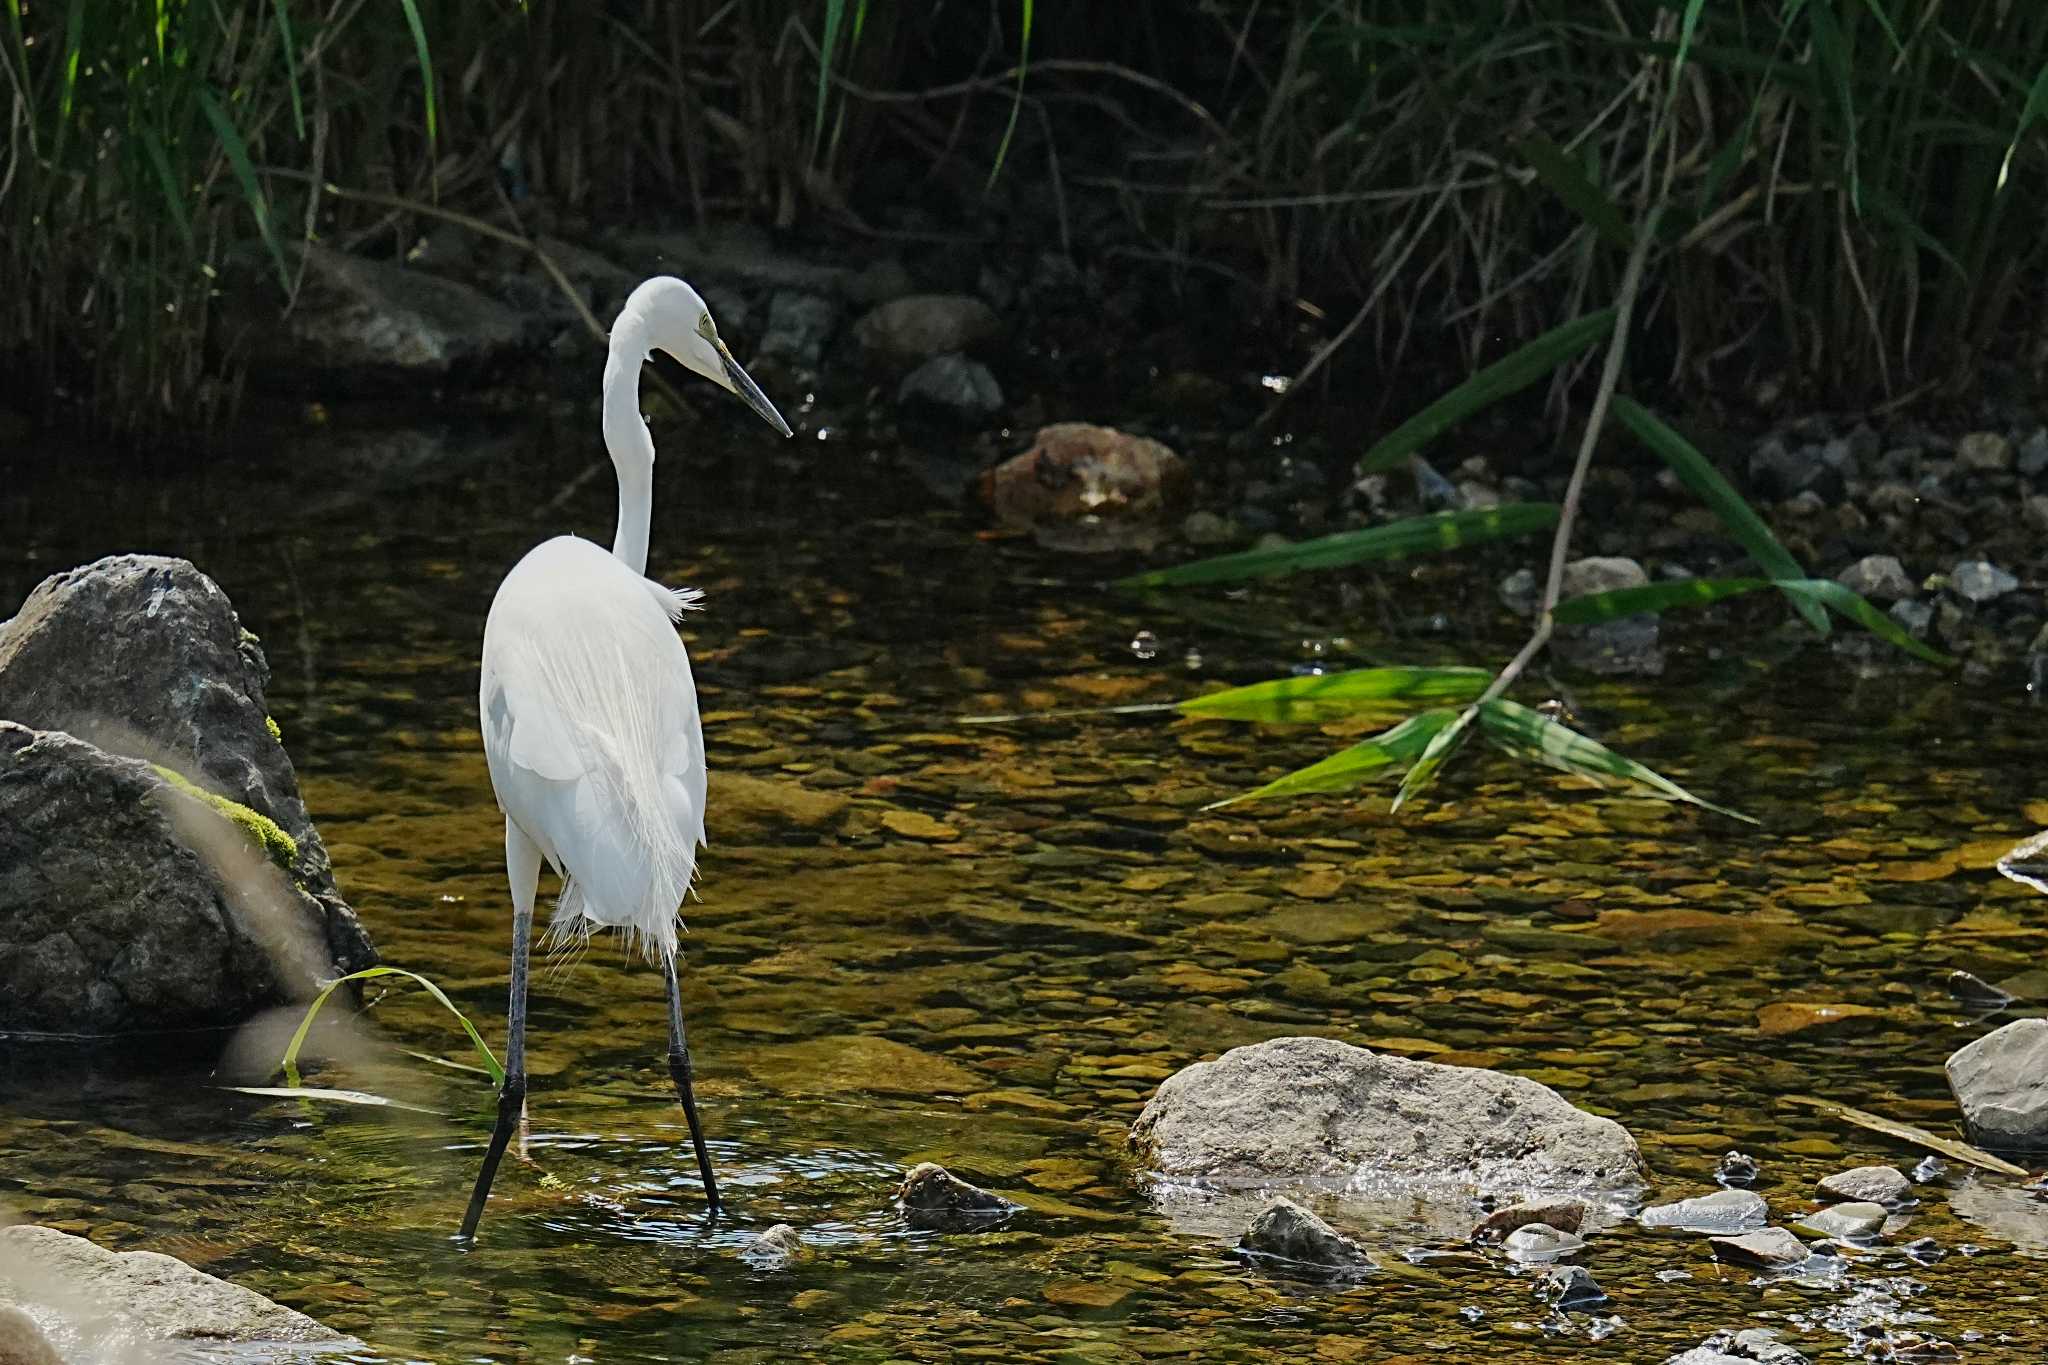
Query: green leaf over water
280 965 503 1090
1115 504 1559 590
1391 706 1476 814
1206 709 1459 809
1178 666 1492 724
1357 310 1615 475
1476 697 1755 823
1553 575 1952 665
1611 396 1830 636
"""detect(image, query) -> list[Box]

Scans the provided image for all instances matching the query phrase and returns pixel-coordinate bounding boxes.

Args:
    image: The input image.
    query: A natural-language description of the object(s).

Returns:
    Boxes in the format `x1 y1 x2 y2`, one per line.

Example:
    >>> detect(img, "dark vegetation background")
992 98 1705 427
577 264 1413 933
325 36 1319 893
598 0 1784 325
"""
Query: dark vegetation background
4 0 2048 442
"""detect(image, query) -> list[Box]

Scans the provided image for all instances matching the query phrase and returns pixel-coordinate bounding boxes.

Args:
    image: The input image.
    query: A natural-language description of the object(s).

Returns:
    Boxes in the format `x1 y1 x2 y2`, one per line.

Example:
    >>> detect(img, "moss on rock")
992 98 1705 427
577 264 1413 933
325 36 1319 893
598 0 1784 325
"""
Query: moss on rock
149 764 299 871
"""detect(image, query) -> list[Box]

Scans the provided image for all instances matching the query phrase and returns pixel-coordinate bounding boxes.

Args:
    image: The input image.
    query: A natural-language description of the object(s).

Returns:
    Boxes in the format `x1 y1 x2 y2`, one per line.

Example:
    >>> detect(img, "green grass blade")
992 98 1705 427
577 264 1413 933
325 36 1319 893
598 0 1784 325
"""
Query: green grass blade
226 1085 441 1114
197 85 290 292
1516 135 1631 249
138 128 195 252
986 0 1034 188
814 0 846 143
1358 311 1616 475
1390 706 1474 813
1611 396 1830 636
1999 59 2048 192
1554 577 1775 623
1672 0 1709 78
270 0 305 140
1778 579 1955 665
1178 666 1492 723
56 0 83 119
1805 0 1860 213
279 965 504 1089
1477 698 1756 824
396 0 436 148
1206 709 1459 809
1114 504 1560 590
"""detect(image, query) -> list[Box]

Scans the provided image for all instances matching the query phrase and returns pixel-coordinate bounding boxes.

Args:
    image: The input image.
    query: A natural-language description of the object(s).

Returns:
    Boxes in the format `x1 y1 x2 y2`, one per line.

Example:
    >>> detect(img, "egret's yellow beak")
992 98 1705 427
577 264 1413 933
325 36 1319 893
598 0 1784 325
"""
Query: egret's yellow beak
716 340 793 438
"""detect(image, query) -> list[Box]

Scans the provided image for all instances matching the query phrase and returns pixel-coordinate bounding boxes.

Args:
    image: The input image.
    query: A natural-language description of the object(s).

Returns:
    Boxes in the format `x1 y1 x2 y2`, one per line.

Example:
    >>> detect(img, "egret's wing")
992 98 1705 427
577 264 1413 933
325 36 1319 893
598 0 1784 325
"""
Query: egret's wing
480 537 706 960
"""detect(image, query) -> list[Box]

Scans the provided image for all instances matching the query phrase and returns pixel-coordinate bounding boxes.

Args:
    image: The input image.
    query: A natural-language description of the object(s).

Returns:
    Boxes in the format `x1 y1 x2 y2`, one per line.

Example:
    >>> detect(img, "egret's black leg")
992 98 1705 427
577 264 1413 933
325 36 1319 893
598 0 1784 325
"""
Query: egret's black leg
459 824 539 1245
664 957 721 1216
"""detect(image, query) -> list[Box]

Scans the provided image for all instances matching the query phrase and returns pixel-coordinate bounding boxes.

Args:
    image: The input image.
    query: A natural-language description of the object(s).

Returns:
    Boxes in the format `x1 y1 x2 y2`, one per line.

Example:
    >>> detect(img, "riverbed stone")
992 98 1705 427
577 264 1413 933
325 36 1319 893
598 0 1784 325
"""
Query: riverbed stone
1794 1201 1886 1240
1640 1188 1767 1234
1945 1018 2048 1148
1501 1222 1586 1263
0 1306 62 1365
1539 1264 1606 1309
1556 557 1662 676
0 725 361 1032
1129 1036 1646 1193
740 1223 808 1268
1837 554 1916 602
711 772 852 838
854 294 999 363
236 243 530 386
1949 559 2018 604
1668 1329 1811 1365
897 1162 1013 1230
981 423 1191 553
757 291 838 369
1955 431 2013 472
1238 1196 1374 1275
1816 1165 1912 1208
1708 1227 1809 1268
0 557 374 1032
1472 1197 1590 1241
0 1225 349 1354
1716 1151 1760 1186
898 354 1003 422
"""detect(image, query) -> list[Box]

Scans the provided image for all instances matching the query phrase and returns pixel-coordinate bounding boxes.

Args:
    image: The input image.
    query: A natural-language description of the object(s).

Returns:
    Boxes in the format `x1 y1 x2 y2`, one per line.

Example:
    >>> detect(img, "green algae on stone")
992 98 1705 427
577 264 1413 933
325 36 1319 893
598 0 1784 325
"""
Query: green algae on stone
149 763 299 871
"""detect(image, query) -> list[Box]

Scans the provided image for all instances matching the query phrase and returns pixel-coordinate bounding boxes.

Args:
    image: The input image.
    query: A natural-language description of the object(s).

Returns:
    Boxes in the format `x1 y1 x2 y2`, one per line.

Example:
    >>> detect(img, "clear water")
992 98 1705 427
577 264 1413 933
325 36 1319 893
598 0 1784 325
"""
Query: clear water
2 407 2046 1362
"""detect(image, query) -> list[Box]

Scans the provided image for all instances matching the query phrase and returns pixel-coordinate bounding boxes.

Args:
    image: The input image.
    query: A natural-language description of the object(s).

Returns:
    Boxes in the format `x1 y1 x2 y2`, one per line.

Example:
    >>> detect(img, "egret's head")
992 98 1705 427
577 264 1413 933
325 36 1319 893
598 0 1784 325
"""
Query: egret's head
625 276 792 437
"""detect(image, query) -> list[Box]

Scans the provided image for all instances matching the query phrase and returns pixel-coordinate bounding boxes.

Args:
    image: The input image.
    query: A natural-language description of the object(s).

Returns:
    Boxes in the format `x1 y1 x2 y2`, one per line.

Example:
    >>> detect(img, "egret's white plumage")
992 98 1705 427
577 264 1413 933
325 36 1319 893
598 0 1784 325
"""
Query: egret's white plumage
460 274 790 1239
480 537 706 963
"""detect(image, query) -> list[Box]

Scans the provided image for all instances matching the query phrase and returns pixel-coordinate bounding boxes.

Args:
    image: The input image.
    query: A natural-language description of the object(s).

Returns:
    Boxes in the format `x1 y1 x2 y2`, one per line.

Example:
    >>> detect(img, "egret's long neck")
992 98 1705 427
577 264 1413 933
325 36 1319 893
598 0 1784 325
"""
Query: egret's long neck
599 317 658 576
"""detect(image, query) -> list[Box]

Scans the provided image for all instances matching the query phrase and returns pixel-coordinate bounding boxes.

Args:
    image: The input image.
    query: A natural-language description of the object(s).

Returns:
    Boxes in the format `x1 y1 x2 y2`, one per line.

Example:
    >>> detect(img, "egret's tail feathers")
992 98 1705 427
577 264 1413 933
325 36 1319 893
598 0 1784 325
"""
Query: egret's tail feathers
544 875 683 965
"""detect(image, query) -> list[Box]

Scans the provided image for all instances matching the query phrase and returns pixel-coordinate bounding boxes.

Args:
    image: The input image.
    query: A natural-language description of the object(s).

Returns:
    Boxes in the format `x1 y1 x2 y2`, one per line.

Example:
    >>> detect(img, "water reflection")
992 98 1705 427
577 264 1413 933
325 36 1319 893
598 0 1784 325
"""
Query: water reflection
1 416 2045 1361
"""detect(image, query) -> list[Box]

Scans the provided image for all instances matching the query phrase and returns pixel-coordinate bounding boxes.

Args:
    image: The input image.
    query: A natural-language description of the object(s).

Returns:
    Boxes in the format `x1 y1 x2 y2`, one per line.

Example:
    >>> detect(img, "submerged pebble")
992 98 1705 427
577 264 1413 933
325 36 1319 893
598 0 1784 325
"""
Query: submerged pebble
896 1162 1013 1230
1715 1151 1761 1187
1537 1264 1606 1310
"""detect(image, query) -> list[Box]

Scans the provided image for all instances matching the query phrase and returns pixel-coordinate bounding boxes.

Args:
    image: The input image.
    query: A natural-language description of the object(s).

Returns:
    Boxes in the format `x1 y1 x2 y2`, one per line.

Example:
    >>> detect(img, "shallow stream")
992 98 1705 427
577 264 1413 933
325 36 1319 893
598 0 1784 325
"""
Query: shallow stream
2 406 2046 1362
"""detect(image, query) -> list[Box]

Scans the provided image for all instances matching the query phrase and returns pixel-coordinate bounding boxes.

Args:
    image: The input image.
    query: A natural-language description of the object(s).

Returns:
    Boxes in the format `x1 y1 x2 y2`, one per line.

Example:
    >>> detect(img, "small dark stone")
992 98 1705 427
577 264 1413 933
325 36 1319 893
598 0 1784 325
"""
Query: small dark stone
740 1223 807 1268
896 1163 1012 1230
1537 1264 1606 1311
1948 969 2017 1010
1238 1196 1374 1277
1716 1151 1761 1187
898 354 1003 422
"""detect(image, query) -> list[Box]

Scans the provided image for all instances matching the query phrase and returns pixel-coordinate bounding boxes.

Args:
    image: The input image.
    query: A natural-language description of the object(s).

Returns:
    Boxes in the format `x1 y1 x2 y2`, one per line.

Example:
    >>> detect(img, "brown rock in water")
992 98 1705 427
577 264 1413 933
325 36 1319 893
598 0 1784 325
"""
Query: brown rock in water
1238 1196 1374 1276
897 1162 1012 1229
1472 1197 1591 1241
978 423 1190 552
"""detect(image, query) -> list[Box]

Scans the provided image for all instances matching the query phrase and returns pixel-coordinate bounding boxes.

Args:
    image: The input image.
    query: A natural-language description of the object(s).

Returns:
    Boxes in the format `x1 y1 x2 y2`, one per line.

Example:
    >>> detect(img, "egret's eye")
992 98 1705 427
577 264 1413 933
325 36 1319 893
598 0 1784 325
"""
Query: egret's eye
696 313 716 341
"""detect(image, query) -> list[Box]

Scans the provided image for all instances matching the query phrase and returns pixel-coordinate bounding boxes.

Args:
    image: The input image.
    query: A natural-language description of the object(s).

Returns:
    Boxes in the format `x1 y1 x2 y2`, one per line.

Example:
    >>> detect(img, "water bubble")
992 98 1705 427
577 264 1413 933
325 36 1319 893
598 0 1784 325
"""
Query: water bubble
1260 373 1291 394
1129 630 1160 661
1182 647 1204 672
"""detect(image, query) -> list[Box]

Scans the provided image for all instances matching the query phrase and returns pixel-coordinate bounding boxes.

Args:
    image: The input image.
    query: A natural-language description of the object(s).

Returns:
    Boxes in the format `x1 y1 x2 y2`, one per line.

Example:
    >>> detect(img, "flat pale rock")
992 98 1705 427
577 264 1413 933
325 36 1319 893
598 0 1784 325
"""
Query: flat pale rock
1794 1201 1886 1241
1946 1018 2048 1148
0 1225 347 1354
1708 1227 1809 1268
1640 1188 1768 1234
1129 1036 1645 1193
1816 1165 1912 1208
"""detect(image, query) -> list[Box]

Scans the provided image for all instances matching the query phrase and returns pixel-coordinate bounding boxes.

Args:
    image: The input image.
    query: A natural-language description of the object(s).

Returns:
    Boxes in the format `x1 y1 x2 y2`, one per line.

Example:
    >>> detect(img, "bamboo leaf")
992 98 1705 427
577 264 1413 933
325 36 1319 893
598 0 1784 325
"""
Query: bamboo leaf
1554 576 1775 623
1516 135 1632 249
1391 706 1475 813
1115 504 1559 591
1206 709 1459 809
396 0 437 148
986 0 1033 188
2000 58 2048 192
1783 1096 2033 1177
1358 312 1615 475
1611 397 1830 636
1177 666 1492 723
1805 0 1860 213
269 0 304 140
1778 578 1955 665
280 965 503 1089
813 0 846 142
196 86 290 292
226 1085 441 1115
1477 698 1756 823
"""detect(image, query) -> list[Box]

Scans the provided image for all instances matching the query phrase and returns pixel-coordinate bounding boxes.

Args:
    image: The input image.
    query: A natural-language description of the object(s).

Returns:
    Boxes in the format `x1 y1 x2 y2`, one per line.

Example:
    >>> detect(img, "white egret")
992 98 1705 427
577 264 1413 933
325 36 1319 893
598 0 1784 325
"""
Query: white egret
459 276 791 1242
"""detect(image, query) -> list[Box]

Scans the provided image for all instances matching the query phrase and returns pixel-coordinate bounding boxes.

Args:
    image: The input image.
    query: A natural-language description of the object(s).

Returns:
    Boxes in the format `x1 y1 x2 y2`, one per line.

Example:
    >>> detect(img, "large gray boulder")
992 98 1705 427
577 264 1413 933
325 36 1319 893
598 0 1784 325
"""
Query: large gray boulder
0 556 375 1033
235 242 531 386
1130 1036 1645 1194
1946 1018 2048 1148
0 1225 351 1358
